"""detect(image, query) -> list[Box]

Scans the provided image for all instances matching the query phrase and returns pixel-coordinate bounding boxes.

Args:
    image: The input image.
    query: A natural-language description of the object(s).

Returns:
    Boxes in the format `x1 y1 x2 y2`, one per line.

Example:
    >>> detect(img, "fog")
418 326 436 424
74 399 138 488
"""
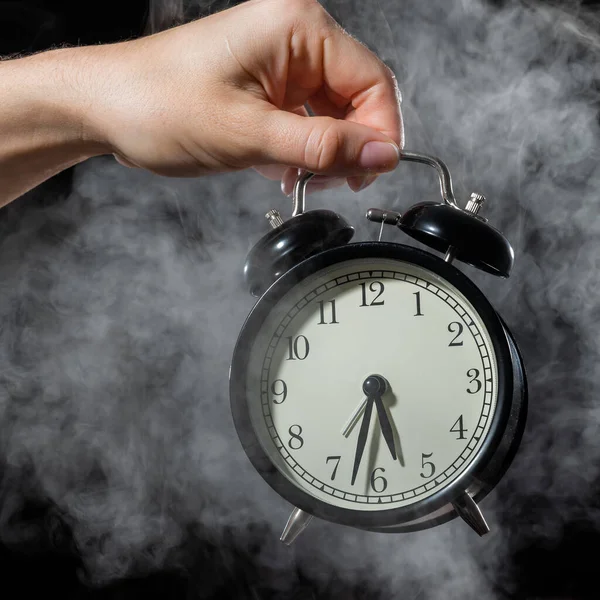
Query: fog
2 0 600 597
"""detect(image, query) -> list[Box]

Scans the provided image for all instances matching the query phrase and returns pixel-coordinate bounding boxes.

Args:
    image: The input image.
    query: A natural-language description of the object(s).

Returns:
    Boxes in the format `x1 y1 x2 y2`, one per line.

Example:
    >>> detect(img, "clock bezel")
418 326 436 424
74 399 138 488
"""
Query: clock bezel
230 241 515 528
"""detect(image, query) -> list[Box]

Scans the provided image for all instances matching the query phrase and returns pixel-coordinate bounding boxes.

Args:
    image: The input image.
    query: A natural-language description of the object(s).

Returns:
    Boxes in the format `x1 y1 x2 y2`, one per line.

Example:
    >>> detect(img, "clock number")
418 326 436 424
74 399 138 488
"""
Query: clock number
359 281 385 306
448 321 464 346
271 379 287 404
326 456 341 480
286 335 309 360
317 300 338 324
450 415 468 440
370 467 388 493
467 368 482 394
414 291 424 316
288 425 304 450
420 453 436 479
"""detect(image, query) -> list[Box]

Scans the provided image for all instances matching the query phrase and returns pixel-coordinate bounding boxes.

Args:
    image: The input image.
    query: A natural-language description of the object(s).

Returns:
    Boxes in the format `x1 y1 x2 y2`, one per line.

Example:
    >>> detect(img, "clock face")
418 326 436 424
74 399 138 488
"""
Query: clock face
232 246 507 524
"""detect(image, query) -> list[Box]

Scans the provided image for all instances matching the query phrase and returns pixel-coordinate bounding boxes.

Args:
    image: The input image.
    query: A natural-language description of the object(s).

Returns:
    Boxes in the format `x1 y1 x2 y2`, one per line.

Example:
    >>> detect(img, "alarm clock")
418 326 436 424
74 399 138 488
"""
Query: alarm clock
230 151 527 545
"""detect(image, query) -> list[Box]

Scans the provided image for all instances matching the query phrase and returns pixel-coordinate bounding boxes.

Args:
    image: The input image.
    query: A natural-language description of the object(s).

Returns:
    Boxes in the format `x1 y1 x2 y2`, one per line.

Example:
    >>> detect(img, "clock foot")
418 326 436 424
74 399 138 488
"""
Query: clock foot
452 491 490 536
444 246 457 263
280 507 313 546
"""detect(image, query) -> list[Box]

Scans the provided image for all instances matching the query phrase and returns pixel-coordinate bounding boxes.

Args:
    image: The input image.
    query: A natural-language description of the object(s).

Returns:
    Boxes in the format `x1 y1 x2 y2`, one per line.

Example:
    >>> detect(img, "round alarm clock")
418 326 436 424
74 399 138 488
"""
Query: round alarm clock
230 152 527 545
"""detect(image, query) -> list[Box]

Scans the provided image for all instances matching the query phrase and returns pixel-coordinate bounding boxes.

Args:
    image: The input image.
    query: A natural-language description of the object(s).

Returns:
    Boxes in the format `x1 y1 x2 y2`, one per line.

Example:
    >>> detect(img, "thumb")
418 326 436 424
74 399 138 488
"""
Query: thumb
257 112 400 177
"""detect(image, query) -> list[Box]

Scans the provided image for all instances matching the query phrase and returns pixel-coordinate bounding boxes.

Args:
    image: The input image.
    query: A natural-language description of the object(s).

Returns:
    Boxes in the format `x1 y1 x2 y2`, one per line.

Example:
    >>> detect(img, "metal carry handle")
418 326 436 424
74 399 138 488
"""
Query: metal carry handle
291 151 459 217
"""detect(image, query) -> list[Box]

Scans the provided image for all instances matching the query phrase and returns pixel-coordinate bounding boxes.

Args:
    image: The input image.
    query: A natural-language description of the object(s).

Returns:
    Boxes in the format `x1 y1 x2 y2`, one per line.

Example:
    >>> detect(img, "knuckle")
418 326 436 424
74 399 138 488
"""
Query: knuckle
285 0 332 27
305 122 343 172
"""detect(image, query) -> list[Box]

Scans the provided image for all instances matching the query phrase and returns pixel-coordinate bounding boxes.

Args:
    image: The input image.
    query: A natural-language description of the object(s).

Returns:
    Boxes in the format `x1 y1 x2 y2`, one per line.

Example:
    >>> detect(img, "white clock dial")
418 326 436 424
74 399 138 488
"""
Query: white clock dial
245 257 498 511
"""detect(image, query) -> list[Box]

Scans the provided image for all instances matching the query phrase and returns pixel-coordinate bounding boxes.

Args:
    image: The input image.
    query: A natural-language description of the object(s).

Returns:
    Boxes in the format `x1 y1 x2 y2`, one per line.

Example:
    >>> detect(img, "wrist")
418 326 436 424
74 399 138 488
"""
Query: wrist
1 47 111 160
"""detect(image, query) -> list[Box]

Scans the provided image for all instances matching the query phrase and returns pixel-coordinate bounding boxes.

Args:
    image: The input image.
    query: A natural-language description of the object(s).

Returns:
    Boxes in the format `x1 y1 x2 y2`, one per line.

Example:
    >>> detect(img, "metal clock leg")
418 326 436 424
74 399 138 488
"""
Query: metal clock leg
451 490 490 536
280 507 314 545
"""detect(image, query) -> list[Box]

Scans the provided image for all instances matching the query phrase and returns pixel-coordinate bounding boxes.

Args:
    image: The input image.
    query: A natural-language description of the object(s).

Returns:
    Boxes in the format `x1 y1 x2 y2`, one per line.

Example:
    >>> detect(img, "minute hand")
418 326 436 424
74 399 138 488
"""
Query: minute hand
350 395 375 486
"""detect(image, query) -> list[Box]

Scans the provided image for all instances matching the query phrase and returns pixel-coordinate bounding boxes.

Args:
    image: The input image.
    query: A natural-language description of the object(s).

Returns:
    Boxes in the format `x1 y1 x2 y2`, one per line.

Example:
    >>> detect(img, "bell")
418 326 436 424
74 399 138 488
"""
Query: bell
397 198 514 277
244 209 355 297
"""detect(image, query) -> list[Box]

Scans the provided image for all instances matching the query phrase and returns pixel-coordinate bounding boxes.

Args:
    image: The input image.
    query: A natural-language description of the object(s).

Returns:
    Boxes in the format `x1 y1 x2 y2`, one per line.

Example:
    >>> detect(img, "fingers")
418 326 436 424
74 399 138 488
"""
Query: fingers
276 0 403 148
227 0 403 192
253 105 311 183
316 10 404 149
253 164 288 181
252 0 403 183
280 169 347 196
256 110 399 177
253 104 348 195
252 165 347 196
279 0 403 148
347 174 378 193
305 87 383 193
254 103 360 196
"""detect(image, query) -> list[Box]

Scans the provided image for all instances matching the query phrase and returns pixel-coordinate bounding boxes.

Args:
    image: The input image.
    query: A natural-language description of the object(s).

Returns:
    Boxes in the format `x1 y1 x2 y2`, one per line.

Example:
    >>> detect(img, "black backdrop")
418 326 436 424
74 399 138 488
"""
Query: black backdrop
0 1 149 52
2 1 600 599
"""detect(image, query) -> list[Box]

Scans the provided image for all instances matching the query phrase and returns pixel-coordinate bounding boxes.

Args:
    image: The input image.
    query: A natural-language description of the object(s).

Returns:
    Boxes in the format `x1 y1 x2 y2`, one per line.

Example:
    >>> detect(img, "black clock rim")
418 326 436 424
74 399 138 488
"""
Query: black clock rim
230 242 514 529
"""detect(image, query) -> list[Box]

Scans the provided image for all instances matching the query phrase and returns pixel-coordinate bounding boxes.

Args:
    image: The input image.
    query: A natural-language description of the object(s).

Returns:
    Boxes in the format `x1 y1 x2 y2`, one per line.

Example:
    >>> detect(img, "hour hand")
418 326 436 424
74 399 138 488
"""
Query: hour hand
373 393 396 460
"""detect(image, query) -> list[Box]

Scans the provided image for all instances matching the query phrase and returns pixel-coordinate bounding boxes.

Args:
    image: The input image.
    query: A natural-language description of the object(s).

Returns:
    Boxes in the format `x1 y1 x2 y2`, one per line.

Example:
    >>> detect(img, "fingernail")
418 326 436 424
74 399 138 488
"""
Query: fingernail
281 167 302 196
358 141 400 172
281 178 293 197
348 174 377 193
362 174 378 190
347 176 364 192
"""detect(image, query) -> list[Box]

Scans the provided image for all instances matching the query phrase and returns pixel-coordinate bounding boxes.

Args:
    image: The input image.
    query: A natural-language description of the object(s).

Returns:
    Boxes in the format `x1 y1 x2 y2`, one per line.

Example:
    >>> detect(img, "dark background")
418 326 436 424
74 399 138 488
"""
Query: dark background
2 1 600 599
0 1 149 51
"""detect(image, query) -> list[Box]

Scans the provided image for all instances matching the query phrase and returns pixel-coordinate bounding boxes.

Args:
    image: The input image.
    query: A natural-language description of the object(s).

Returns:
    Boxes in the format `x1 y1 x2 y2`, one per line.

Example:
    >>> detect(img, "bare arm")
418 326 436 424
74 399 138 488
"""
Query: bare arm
0 0 403 208
0 48 106 206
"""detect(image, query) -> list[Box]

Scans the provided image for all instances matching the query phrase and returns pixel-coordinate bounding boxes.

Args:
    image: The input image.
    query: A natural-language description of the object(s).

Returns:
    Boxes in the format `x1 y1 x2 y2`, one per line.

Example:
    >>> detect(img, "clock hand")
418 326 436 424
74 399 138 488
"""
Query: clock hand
373 393 397 461
342 397 368 437
350 394 374 486
345 395 397 460
350 375 392 486
362 374 396 461
342 375 393 438
363 375 396 460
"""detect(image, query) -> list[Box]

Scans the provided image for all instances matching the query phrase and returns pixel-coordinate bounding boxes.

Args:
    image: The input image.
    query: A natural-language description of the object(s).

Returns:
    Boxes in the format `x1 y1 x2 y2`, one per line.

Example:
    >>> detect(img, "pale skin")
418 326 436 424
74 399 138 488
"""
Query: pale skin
0 0 404 208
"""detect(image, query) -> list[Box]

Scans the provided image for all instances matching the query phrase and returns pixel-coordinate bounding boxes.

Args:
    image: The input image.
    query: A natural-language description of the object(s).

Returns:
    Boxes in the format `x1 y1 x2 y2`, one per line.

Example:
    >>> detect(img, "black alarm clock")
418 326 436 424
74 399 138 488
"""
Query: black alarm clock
230 152 527 545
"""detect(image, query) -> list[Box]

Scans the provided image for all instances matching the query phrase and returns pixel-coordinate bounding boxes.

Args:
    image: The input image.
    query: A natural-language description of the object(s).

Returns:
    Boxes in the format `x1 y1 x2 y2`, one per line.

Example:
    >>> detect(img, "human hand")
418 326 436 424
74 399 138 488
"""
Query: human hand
79 0 404 195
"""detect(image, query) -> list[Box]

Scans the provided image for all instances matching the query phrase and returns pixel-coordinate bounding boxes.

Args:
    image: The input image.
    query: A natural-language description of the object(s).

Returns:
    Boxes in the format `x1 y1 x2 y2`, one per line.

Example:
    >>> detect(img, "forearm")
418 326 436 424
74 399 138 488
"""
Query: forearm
0 0 404 205
0 48 107 206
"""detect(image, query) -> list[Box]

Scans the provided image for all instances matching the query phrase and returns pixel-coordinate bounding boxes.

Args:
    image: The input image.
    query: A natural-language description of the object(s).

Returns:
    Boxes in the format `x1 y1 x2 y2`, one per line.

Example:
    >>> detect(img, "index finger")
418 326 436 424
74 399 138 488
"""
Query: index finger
319 16 404 148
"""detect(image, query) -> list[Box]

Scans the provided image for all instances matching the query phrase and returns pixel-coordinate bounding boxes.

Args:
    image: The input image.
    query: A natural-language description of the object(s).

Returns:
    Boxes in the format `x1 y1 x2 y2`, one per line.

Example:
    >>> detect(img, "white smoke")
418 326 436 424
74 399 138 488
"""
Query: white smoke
1 0 600 597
